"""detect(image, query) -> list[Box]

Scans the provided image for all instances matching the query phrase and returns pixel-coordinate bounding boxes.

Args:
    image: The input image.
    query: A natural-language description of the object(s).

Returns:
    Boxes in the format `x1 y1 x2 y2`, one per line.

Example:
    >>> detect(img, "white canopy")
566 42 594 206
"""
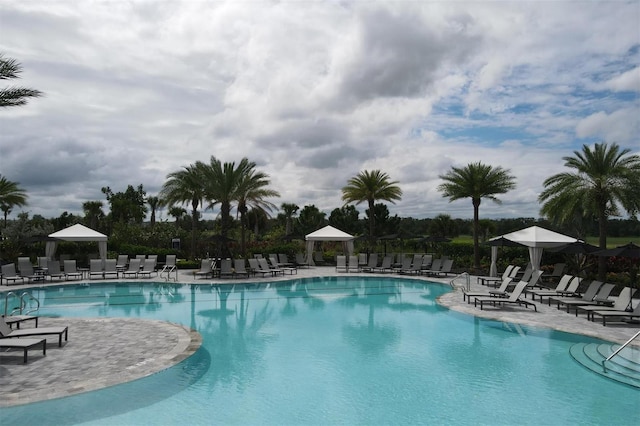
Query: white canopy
499 226 577 272
305 225 355 266
46 224 108 261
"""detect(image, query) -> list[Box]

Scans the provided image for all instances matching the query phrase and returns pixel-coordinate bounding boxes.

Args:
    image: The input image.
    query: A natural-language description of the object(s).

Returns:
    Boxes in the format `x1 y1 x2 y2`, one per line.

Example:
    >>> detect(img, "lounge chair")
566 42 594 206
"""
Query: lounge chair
422 254 433 269
294 253 310 268
122 258 142 279
103 259 119 279
435 259 454 277
576 287 636 320
138 258 158 278
248 258 271 277
373 255 393 273
313 251 325 265
88 259 104 279
278 254 294 267
45 260 66 281
17 257 43 282
3 314 39 328
1 263 25 285
400 256 423 275
219 259 234 278
525 274 572 302
477 265 519 287
463 277 514 303
0 338 46 363
348 255 360 273
63 260 83 280
335 255 347 273
115 254 129 271
421 258 442 276
360 253 378 272
393 256 412 273
473 280 538 312
590 300 640 326
0 316 68 347
551 281 611 313
160 255 177 281
259 258 282 276
541 263 566 283
194 259 214 279
233 259 250 278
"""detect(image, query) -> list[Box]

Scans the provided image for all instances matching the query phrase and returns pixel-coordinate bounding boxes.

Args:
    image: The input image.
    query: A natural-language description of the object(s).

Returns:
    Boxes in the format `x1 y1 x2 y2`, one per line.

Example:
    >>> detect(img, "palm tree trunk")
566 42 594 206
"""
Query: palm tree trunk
598 208 607 280
368 199 375 245
472 198 481 272
191 201 198 260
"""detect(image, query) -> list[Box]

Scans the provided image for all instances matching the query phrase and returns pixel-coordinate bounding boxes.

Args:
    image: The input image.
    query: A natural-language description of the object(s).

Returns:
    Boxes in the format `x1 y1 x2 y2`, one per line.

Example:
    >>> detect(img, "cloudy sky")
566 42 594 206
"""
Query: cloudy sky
1 1 638 223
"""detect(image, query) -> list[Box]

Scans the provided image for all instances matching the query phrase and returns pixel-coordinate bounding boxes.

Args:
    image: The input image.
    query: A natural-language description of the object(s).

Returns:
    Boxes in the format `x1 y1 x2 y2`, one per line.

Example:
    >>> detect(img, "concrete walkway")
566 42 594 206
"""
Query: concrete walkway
1 266 638 408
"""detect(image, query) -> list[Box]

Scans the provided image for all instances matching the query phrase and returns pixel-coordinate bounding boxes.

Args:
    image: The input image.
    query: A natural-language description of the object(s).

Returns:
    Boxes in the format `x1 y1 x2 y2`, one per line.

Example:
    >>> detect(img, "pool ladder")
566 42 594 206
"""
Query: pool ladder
3 290 40 316
449 272 471 292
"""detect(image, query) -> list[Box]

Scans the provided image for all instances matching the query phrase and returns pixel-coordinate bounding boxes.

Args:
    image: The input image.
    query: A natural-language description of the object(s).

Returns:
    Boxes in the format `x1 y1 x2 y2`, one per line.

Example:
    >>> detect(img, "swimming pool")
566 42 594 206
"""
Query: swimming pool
1 276 637 425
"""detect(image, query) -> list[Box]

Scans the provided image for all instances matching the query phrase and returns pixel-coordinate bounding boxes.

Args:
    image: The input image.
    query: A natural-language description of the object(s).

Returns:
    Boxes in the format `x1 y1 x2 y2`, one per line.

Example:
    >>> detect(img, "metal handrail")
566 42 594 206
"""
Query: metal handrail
602 330 640 373
20 291 40 315
4 291 19 316
449 272 471 292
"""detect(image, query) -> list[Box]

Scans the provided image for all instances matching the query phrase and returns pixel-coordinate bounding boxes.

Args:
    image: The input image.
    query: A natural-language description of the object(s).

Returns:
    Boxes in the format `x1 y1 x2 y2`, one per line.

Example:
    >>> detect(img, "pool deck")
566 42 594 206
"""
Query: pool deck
1 266 638 407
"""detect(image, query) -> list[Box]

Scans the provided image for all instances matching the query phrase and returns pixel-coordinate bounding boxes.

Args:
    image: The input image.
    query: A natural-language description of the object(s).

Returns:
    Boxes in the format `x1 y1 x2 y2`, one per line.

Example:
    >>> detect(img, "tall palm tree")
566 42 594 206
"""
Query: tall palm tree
438 162 516 271
341 170 403 244
160 164 205 258
236 166 280 255
146 196 161 227
281 203 299 235
0 53 43 108
539 142 640 279
0 174 28 228
200 157 243 241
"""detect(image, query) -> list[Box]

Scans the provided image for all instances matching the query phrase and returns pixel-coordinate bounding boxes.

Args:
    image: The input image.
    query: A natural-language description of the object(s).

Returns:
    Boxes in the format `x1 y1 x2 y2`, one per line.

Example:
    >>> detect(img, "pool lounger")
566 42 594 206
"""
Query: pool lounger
474 281 538 312
0 317 68 347
0 338 46 363
3 314 39 329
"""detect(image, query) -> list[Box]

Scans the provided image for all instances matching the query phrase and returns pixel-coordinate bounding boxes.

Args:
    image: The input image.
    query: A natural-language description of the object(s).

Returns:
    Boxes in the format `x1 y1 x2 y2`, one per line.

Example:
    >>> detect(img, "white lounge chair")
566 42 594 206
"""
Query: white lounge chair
103 259 119 279
336 255 347 273
122 259 142 279
590 300 640 326
347 255 360 273
88 259 104 279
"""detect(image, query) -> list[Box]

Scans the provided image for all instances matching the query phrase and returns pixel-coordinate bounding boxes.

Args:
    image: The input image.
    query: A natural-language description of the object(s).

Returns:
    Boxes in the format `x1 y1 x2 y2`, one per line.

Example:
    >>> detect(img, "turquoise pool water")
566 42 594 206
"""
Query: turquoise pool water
1 277 637 425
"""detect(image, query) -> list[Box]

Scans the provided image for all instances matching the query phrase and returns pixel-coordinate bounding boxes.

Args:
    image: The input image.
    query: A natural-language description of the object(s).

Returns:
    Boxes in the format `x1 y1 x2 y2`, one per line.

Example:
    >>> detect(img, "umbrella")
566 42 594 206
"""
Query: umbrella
485 236 526 277
592 242 640 258
550 241 599 254
484 236 525 247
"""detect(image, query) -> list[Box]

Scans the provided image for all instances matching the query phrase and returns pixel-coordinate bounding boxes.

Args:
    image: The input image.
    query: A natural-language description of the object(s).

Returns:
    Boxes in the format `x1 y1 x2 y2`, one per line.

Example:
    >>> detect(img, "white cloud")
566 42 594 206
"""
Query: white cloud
0 0 638 221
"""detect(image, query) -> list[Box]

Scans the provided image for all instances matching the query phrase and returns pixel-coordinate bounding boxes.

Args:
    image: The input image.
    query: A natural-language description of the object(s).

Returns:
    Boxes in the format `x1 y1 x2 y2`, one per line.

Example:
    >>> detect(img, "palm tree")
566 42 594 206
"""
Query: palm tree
168 206 187 228
200 157 242 241
160 164 206 258
0 53 43 108
539 142 640 279
438 162 516 271
281 203 299 235
235 164 280 255
0 174 28 228
341 170 403 244
146 196 161 227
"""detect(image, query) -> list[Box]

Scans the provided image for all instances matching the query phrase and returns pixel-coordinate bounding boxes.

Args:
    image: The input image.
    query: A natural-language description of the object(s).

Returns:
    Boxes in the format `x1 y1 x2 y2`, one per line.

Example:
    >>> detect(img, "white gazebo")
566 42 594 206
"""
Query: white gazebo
305 225 355 266
499 226 577 273
46 224 108 261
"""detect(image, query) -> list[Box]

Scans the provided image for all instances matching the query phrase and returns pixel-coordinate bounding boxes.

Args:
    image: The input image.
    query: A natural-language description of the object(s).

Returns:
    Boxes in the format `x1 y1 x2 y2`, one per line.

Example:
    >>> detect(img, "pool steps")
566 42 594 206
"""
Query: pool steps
570 342 640 388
